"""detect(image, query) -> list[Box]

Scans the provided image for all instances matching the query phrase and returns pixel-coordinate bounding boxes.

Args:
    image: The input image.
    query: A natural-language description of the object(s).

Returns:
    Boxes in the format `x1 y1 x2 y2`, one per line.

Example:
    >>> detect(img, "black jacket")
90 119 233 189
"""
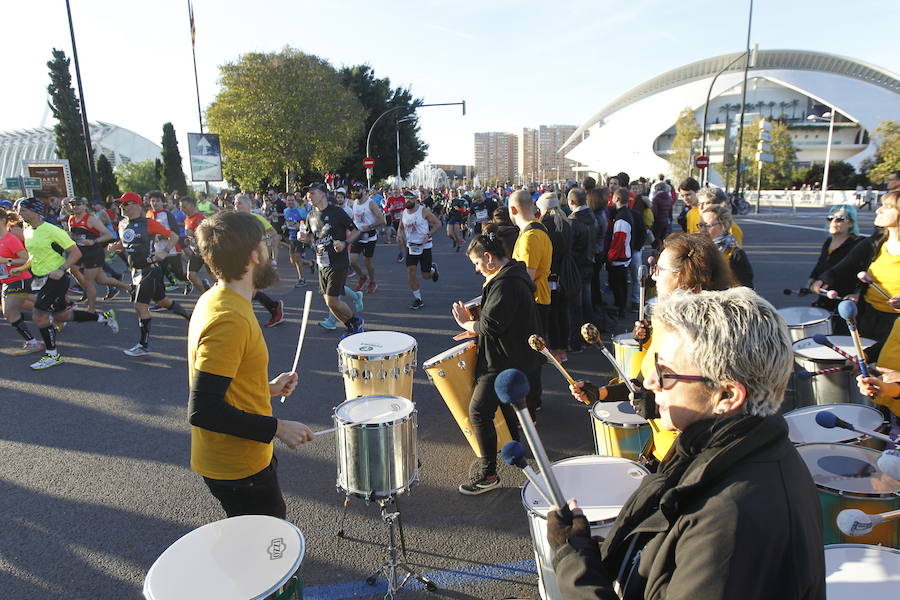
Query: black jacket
569 207 596 280
473 260 540 377
727 246 754 289
819 232 884 296
553 415 825 600
808 234 864 311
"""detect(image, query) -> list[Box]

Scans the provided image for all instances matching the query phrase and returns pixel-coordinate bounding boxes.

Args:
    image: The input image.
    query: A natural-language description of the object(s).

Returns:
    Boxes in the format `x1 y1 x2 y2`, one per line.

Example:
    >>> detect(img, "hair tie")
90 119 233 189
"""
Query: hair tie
686 248 696 258
487 231 496 241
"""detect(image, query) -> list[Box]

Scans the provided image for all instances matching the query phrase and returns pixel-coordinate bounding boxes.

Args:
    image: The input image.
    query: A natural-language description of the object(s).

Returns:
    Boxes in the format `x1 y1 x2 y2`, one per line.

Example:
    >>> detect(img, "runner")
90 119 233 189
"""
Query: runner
384 187 406 259
67 197 128 312
349 183 384 293
146 191 190 296
445 189 468 251
234 195 285 327
469 190 497 235
283 193 313 287
0 207 40 354
398 193 441 310
179 196 212 294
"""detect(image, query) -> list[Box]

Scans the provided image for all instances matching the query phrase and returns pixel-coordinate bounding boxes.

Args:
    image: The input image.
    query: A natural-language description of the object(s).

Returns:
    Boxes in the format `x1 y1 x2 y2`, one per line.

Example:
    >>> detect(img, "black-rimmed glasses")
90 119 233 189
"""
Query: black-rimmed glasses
654 352 713 389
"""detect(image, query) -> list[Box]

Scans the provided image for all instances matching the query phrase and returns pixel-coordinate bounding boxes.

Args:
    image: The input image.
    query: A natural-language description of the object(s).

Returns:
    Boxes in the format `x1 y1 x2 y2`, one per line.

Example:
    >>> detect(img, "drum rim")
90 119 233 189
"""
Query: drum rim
422 342 475 368
792 335 876 360
796 442 900 499
337 331 417 358
338 473 420 499
777 306 832 327
590 401 648 428
824 542 900 556
334 410 417 429
784 403 887 443
612 333 640 346
333 395 416 426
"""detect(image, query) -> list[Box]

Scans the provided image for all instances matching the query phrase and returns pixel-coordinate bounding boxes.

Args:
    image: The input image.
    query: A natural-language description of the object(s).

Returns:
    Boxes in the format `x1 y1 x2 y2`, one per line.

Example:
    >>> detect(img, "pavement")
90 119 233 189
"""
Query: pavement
0 208 877 599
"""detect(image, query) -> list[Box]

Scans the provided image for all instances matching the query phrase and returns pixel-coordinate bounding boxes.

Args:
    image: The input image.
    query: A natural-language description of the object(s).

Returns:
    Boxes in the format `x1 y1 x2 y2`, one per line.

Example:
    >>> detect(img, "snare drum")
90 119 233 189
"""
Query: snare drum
785 404 888 449
422 341 513 456
334 395 418 498
464 295 482 321
337 331 417 400
825 544 900 597
792 335 875 408
777 306 833 342
522 456 648 600
143 515 305 600
590 401 651 462
797 443 900 547
613 333 643 381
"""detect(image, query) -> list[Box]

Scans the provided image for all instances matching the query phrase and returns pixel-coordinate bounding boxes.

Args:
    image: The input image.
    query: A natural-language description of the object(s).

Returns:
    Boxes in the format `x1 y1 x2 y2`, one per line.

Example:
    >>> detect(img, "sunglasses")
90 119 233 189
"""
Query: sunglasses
654 352 713 390
825 215 846 222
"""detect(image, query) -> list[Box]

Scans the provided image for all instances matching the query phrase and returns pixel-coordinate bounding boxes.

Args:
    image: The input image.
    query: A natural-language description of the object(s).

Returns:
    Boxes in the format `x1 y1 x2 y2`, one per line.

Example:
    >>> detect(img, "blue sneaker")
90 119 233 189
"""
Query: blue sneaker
318 314 338 330
340 316 365 340
353 290 364 313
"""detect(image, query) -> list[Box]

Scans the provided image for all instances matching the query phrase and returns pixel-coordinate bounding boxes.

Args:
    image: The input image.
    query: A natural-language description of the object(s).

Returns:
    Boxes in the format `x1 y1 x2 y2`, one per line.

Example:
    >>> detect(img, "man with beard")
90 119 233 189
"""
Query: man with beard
398 191 441 310
188 211 314 518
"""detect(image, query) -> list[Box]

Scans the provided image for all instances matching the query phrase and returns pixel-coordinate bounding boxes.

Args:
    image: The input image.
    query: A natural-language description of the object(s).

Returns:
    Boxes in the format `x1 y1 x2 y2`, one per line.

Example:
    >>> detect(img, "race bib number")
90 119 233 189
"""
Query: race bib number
475 209 489 222
316 248 330 267
407 243 423 256
0 263 8 279
31 276 47 291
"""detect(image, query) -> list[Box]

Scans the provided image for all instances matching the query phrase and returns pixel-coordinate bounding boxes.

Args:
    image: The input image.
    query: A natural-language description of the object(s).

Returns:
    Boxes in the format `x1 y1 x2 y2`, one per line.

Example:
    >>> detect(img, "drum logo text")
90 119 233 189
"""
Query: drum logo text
267 538 286 560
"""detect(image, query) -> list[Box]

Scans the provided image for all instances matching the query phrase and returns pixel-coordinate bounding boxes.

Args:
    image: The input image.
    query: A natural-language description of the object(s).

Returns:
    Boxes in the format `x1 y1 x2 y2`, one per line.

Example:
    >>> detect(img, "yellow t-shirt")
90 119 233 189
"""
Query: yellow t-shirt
252 212 274 231
24 222 75 277
865 245 900 313
686 207 701 233
512 220 552 305
875 319 900 416
189 286 273 480
731 222 744 246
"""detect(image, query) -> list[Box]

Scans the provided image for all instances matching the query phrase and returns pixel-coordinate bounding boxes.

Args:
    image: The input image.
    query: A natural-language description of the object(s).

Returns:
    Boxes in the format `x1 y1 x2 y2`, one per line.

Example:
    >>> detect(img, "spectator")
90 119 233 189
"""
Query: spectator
701 205 753 288
567 187 597 352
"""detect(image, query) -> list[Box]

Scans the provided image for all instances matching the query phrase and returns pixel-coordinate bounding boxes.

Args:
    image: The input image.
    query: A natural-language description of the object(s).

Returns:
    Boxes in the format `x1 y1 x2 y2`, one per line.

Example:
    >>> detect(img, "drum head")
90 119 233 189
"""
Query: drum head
422 341 474 368
144 515 304 600
797 443 900 496
613 333 639 348
793 335 876 361
777 306 831 327
522 455 647 523
335 395 414 424
785 404 885 444
338 331 417 357
591 401 648 427
825 544 900 596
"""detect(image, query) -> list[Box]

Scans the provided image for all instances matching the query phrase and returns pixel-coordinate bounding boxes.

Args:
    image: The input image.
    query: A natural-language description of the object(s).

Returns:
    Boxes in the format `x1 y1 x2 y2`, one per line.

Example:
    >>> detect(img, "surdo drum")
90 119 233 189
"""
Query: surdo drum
590 400 651 462
825 544 900 598
337 331 417 400
784 403 888 449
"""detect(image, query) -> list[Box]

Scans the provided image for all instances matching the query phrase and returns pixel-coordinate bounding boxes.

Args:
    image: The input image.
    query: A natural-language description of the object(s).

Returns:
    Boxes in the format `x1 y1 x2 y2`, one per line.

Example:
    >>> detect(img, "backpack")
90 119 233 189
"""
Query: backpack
540 212 582 300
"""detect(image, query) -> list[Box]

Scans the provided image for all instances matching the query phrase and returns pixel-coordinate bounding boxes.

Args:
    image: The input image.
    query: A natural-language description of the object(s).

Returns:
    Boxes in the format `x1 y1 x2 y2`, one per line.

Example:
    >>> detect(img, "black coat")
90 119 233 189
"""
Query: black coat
553 415 825 600
819 232 885 298
727 246 754 289
569 207 597 280
808 234 863 311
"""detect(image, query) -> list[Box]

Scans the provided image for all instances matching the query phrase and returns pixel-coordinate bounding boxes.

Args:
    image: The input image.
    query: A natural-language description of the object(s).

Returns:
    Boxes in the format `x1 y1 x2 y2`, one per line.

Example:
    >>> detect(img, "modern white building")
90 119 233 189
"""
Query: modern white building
562 49 900 186
0 121 161 179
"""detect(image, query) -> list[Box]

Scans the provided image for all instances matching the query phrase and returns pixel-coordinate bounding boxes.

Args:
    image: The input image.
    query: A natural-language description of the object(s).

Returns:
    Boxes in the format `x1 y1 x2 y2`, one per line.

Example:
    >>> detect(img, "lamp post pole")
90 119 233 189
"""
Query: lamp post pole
700 51 748 186
733 0 755 199
64 0 100 203
822 109 836 205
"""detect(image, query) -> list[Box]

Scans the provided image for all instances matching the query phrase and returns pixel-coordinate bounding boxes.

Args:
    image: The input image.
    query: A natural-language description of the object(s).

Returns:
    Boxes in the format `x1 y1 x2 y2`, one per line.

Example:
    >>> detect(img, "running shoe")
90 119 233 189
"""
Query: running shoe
366 281 378 294
30 353 63 370
123 344 149 357
458 474 500 496
354 276 368 292
431 262 439 283
264 300 285 328
339 316 365 340
410 298 424 310
396 253 404 263
103 287 120 301
165 282 180 293
13 340 45 355
318 315 338 330
150 305 166 312
183 282 194 296
353 290 364 314
346 270 356 279
103 310 119 334
294 278 306 288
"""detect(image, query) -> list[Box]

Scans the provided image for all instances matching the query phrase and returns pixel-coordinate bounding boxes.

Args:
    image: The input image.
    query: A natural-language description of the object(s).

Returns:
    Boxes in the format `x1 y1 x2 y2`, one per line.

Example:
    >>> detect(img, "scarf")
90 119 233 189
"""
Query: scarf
713 232 737 254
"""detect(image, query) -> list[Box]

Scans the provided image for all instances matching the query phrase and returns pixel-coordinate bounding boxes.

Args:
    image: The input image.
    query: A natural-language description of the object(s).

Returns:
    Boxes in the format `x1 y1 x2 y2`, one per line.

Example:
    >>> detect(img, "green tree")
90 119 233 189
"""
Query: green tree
206 48 365 189
668 107 701 182
96 154 120 200
115 160 160 195
868 120 900 184
47 49 91 197
742 118 797 189
160 122 188 195
801 161 858 189
336 65 428 182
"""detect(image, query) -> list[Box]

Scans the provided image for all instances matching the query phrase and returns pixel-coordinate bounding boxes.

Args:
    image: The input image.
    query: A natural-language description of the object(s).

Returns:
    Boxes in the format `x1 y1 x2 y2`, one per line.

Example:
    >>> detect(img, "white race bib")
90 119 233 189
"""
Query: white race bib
407 243 423 256
316 249 330 267
475 209 489 222
31 276 47 291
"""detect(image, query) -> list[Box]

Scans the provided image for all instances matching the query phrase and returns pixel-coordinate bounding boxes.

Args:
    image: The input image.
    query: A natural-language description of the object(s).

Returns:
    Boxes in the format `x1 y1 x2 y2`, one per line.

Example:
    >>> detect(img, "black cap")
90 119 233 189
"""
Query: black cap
301 183 328 195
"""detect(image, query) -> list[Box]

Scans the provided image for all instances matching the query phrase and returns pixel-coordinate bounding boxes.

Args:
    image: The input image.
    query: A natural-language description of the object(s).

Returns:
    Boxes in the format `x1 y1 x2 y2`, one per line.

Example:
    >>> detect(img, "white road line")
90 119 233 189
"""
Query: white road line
739 219 825 232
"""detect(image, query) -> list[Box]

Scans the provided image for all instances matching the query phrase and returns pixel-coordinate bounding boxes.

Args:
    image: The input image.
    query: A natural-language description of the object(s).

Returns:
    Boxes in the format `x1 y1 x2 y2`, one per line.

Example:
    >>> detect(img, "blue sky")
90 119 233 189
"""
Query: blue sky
4 0 898 172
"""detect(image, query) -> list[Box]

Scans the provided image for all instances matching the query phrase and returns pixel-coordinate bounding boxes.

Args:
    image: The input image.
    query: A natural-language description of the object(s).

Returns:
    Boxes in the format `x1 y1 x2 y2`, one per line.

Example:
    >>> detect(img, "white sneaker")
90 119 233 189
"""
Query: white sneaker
103 310 119 334
123 344 149 357
30 353 63 370
13 340 45 355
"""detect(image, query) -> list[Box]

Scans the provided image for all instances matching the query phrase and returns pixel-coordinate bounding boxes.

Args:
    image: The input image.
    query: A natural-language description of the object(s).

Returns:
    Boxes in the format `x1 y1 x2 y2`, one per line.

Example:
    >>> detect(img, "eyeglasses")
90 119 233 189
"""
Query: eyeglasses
654 352 713 389
650 264 680 276
698 222 720 229
825 215 846 222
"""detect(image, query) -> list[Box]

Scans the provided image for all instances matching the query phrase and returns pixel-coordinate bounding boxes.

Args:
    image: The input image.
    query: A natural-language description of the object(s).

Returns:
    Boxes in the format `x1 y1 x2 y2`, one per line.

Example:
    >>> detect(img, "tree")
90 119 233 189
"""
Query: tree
801 161 858 189
868 120 900 184
47 49 91 197
336 65 428 182
741 118 797 189
206 48 365 189
160 122 188 195
115 160 160 195
96 154 120 200
668 107 701 182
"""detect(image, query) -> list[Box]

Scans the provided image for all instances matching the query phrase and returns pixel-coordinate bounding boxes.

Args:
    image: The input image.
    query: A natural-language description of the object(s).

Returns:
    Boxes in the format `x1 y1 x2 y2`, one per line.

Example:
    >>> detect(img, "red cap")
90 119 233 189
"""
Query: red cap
116 192 143 206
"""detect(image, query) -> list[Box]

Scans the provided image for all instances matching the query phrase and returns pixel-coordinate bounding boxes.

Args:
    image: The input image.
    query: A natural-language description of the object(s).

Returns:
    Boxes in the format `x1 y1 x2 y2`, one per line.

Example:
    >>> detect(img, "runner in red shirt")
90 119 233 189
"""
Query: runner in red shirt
384 188 407 261
180 196 212 294
0 207 39 354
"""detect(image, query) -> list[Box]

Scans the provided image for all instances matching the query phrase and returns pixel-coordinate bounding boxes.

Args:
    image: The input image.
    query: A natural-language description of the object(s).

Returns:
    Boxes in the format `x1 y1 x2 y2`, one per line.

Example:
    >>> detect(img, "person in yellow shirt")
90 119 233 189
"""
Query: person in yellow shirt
679 177 701 234
697 186 744 245
189 211 314 518
508 189 552 330
857 317 900 423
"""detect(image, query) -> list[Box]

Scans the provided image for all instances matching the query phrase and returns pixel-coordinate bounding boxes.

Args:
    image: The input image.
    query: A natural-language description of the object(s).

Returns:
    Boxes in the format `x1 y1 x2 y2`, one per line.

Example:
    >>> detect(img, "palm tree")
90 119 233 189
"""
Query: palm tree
755 101 766 114
779 101 789 120
790 99 800 120
767 101 777 118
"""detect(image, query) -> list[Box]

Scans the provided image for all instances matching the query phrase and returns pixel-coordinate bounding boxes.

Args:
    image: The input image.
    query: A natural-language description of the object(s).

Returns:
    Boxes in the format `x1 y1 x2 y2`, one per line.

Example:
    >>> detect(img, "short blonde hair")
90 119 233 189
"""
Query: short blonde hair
702 204 733 231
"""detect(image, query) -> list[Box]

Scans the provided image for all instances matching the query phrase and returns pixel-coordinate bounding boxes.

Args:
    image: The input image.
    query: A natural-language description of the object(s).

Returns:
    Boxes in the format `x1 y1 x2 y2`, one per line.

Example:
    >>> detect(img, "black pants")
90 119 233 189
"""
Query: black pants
202 456 286 519
469 372 539 476
607 263 630 314
547 289 569 350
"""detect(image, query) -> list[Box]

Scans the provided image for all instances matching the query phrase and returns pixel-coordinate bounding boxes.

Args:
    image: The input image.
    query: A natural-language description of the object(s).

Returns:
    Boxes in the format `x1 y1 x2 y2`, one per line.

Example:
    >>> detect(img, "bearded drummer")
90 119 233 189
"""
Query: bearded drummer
570 234 735 469
188 211 314 519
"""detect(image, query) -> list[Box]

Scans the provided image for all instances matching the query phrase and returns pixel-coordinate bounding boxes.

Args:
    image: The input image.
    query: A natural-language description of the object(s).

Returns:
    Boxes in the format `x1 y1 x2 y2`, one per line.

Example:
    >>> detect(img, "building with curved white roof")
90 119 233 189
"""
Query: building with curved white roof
0 121 161 180
563 49 900 186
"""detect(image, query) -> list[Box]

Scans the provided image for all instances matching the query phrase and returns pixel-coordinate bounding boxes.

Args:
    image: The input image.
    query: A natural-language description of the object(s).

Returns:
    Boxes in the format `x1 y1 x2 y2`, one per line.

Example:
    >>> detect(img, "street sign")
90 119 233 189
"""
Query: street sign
756 153 774 163
24 177 41 189
695 155 710 169
3 177 41 189
363 157 375 169
187 133 224 182
4 178 19 189
759 131 772 142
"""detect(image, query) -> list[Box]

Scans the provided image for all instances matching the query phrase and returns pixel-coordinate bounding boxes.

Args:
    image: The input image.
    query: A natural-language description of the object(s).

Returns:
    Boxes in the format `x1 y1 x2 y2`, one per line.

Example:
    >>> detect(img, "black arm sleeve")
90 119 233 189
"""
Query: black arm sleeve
188 371 277 444
820 235 877 287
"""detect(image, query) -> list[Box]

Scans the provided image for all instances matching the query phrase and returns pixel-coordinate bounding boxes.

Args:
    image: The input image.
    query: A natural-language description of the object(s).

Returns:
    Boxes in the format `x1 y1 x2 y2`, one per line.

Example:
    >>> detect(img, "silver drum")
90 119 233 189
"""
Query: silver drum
777 306 833 342
334 395 418 499
792 335 875 408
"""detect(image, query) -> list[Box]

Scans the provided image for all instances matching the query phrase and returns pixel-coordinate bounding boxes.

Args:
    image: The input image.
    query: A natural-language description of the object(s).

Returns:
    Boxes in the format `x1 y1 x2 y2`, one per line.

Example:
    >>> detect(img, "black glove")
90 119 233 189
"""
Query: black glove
581 381 601 404
632 319 651 345
630 384 658 420
547 506 591 551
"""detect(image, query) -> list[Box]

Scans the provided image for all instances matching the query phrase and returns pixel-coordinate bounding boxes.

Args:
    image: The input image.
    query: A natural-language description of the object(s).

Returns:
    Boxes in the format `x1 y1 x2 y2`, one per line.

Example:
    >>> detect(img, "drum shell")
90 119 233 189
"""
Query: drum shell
613 334 643 381
334 401 418 498
337 335 417 401
423 341 512 456
777 306 833 343
464 295 482 321
825 544 900 598
590 401 651 462
792 336 874 408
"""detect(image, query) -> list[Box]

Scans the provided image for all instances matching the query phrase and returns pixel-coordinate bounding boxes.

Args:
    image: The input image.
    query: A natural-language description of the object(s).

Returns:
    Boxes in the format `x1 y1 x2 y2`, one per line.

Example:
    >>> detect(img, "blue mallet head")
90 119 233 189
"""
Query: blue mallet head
495 368 530 408
813 333 830 346
501 441 527 467
815 411 838 428
838 300 858 323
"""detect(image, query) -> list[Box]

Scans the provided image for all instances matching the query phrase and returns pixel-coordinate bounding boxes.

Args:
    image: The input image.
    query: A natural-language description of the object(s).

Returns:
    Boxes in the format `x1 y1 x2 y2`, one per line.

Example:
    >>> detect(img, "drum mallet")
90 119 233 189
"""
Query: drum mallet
858 271 892 300
837 507 900 537
495 369 569 515
501 441 552 505
797 365 854 380
838 300 871 377
580 323 637 394
638 265 649 325
812 334 857 363
528 334 578 388
783 288 839 299
877 449 900 480
281 290 313 403
813 411 894 444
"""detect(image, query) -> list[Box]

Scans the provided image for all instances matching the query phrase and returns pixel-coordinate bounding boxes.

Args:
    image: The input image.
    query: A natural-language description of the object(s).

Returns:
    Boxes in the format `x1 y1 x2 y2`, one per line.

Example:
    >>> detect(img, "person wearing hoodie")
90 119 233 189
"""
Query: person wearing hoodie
451 226 542 495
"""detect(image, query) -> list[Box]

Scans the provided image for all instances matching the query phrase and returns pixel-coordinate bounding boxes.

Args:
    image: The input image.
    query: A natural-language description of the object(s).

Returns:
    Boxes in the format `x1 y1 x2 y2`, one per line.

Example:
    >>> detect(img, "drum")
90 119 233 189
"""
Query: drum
825 544 900 598
334 395 418 499
590 401 651 462
792 335 875 408
777 306 833 342
522 456 649 600
785 404 888 449
143 515 304 600
797 443 900 547
613 333 643 381
422 341 513 456
337 331 417 400
464 295 482 321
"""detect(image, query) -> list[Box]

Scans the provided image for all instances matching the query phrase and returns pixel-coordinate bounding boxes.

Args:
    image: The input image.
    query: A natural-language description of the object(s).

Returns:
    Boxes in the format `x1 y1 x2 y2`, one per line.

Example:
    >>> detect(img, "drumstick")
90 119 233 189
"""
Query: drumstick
281 290 313 403
314 427 335 437
812 334 857 363
528 334 577 386
638 265 649 324
838 301 870 377
797 365 854 380
782 288 839 299
580 323 637 393
857 271 892 300
315 409 396 438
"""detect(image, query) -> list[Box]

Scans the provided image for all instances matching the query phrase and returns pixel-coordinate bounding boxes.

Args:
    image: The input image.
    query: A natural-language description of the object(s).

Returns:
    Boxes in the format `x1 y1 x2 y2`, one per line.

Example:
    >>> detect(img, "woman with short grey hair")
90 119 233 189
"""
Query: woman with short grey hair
701 204 753 288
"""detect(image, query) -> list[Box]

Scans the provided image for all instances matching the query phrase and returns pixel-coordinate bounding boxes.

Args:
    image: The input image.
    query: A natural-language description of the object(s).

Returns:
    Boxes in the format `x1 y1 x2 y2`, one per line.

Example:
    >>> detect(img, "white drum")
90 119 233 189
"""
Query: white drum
522 455 648 600
337 331 417 400
825 544 900 598
143 515 305 600
792 335 875 408
784 403 887 447
777 306 833 342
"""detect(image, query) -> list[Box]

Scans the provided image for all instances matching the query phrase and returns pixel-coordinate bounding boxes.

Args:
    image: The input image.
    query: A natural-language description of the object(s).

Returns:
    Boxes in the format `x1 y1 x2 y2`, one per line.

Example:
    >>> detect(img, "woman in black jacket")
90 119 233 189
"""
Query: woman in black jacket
452 226 541 495
548 288 825 600
806 204 863 332
701 205 753 288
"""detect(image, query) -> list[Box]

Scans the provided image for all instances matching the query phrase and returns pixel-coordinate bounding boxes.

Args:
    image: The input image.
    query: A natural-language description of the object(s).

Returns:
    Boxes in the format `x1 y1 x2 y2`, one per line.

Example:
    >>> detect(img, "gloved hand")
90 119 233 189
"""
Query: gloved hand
633 319 652 345
547 500 590 551
630 384 658 420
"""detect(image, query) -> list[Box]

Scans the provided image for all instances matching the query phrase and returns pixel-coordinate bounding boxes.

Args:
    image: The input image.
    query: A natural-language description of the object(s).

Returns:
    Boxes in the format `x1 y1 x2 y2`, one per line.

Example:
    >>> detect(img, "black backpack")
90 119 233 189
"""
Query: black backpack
629 208 647 251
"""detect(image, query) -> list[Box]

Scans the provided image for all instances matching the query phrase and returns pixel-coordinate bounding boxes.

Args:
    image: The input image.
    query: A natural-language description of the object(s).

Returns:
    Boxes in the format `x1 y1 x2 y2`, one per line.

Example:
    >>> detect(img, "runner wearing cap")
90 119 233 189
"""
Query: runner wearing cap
349 184 384 294
67 197 129 312
398 192 441 310
282 193 313 287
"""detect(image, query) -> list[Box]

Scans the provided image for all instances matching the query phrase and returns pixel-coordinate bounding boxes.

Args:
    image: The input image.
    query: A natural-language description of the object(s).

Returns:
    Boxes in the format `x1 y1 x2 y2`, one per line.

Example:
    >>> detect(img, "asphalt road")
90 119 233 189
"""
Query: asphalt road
0 207 876 599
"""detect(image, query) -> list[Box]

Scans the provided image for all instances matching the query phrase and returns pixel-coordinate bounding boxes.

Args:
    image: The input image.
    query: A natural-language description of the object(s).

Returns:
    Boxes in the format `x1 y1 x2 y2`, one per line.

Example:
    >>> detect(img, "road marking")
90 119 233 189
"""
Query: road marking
739 219 825 232
303 558 537 599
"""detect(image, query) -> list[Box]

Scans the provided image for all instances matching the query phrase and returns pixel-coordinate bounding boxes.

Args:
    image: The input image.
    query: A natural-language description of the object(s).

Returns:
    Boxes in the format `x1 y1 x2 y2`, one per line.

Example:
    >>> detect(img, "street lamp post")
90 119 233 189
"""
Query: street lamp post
700 50 751 186
808 108 836 204
733 0 755 200
396 115 415 186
